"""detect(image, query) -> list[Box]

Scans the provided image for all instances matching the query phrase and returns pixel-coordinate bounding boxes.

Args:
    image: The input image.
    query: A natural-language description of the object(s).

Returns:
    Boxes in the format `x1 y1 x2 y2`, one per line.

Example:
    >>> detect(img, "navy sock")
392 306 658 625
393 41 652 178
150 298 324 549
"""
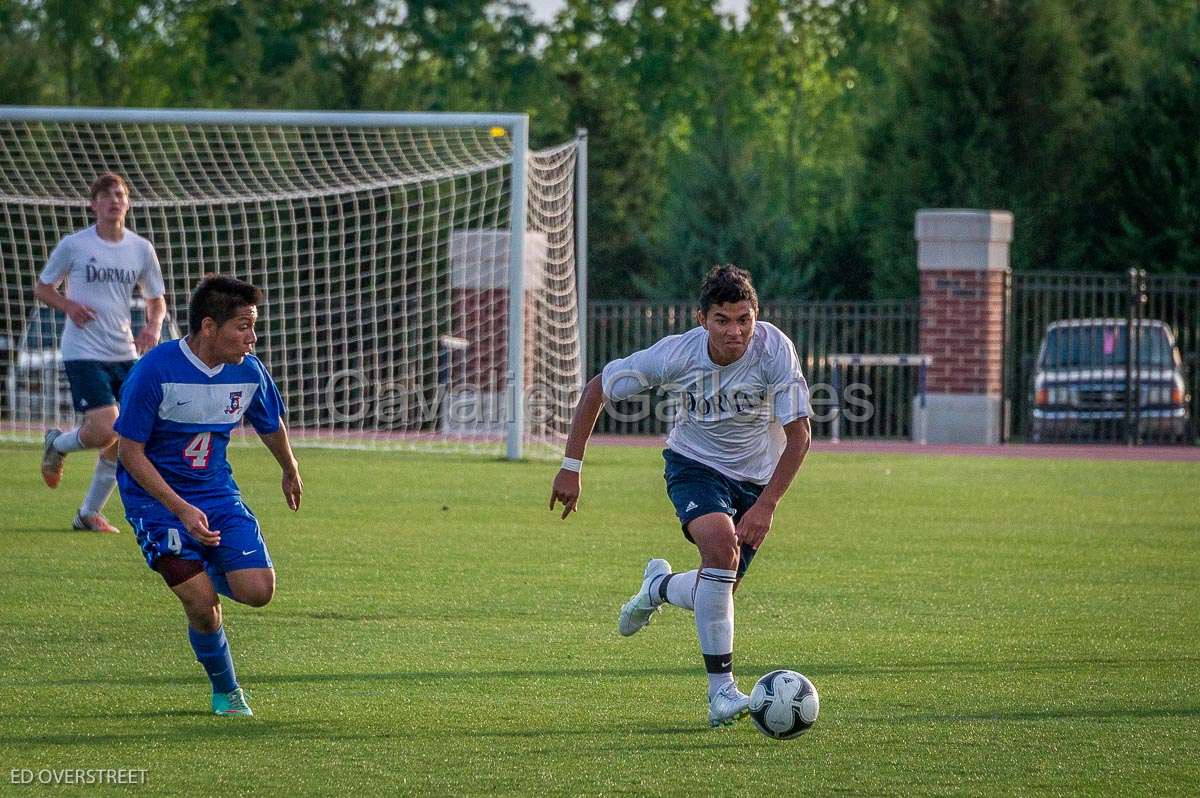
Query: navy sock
188 626 238 694
655 573 674 603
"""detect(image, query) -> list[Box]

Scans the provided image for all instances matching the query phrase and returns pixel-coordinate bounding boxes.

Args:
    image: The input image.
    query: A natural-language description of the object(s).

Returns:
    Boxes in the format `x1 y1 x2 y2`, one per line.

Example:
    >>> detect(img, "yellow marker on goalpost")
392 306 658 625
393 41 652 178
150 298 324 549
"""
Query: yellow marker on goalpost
490 126 507 138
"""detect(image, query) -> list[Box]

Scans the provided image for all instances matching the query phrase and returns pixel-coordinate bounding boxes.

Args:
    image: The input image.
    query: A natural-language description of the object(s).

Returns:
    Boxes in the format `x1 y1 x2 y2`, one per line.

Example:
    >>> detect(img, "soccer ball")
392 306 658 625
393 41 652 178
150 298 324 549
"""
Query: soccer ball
748 670 819 740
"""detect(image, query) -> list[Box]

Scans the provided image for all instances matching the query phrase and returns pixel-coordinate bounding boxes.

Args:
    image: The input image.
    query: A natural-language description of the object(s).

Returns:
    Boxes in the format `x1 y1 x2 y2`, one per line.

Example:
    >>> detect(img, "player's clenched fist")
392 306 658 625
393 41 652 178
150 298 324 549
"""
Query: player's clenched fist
549 469 581 519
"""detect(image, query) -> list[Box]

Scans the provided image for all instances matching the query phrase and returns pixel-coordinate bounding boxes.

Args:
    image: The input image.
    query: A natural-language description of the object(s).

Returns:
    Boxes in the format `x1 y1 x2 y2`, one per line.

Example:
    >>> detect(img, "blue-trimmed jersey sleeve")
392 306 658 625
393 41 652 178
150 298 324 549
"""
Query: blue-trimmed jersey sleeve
114 359 164 443
245 359 285 434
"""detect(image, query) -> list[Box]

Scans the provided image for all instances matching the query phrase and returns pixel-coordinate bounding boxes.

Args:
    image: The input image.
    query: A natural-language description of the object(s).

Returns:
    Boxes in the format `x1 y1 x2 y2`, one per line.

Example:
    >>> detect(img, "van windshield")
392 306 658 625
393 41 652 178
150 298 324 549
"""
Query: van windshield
1039 324 1175 369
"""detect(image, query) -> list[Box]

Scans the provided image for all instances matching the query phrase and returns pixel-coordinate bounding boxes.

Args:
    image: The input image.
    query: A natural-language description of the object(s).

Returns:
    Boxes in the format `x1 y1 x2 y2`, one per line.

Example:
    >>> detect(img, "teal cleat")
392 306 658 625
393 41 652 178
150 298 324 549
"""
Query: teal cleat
211 687 253 717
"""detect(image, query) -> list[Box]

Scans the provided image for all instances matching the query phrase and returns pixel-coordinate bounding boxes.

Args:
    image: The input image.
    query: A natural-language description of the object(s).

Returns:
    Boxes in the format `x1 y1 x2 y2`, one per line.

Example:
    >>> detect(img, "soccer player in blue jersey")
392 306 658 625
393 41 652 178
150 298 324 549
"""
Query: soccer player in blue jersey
115 275 302 717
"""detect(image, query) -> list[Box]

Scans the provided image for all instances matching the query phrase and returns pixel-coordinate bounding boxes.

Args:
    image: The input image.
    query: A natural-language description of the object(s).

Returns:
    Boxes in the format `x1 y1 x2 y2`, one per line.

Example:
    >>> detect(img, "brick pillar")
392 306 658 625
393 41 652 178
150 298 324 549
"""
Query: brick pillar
913 209 1012 444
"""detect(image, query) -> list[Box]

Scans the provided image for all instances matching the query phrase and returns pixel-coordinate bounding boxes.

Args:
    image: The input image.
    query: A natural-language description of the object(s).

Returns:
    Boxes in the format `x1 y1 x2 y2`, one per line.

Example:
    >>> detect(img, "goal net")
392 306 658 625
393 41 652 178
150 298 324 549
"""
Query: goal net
0 109 583 459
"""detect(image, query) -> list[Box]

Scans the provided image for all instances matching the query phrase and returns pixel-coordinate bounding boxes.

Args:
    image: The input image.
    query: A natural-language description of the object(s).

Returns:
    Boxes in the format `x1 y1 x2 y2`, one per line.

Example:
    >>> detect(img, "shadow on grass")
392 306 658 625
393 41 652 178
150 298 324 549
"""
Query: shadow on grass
804 655 1200 677
0 719 333 748
41 665 710 688
1 717 746 751
468 726 713 740
32 654 1200 690
4 527 111 536
886 706 1200 724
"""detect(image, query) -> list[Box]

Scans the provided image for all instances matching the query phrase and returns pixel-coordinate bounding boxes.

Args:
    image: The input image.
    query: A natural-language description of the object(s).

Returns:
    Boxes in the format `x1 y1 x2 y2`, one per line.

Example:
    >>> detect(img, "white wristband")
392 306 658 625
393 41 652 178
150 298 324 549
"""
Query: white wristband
560 457 583 473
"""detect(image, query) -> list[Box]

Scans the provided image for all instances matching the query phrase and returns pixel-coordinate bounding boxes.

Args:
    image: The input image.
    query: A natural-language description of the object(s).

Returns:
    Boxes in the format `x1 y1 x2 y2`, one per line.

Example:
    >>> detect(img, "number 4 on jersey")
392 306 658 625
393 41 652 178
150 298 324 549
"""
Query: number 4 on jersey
183 431 213 468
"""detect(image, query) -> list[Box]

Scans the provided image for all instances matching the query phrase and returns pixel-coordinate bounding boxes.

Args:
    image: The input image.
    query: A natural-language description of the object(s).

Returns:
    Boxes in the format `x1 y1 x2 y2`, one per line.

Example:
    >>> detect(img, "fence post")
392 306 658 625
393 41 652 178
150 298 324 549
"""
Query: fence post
1125 268 1149 445
831 365 842 443
914 209 1012 444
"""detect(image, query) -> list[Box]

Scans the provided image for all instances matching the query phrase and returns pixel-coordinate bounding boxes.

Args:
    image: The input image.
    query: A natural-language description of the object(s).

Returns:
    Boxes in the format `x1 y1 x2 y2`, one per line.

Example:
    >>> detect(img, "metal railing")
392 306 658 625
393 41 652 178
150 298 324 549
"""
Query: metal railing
588 299 921 438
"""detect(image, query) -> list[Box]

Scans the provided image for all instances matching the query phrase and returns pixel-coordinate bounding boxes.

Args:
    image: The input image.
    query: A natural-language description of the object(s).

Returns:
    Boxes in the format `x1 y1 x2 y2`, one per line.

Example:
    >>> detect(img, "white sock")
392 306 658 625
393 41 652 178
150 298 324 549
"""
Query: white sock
707 672 735 697
694 567 737 699
80 457 118 515
53 428 86 454
655 570 699 611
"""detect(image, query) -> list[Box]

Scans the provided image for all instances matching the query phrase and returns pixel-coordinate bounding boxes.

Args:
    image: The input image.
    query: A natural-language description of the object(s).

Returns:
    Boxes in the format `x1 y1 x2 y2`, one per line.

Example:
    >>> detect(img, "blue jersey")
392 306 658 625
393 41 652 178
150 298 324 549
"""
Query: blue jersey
114 338 285 508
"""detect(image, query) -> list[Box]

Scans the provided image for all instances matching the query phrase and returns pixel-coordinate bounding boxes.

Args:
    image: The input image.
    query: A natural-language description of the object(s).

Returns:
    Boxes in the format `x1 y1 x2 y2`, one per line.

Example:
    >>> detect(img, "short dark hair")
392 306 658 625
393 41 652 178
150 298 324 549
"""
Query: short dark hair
188 274 263 336
89 172 129 200
698 265 758 314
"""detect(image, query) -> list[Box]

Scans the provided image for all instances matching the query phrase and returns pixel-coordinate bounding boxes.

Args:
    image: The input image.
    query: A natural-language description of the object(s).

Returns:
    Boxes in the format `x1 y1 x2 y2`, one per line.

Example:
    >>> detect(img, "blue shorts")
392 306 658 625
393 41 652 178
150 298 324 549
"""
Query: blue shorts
663 448 766 529
64 359 134 413
662 449 765 577
126 497 273 577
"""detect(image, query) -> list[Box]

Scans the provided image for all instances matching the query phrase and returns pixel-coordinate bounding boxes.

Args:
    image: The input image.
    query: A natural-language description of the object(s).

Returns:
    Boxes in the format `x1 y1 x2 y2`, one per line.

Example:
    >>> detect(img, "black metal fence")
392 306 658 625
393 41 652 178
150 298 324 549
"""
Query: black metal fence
588 300 921 438
1005 270 1199 444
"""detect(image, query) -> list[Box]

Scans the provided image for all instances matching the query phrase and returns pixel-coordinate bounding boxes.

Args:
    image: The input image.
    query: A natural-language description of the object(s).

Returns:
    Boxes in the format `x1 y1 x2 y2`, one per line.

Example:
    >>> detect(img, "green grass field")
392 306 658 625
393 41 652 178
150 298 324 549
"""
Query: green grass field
1 443 1198 796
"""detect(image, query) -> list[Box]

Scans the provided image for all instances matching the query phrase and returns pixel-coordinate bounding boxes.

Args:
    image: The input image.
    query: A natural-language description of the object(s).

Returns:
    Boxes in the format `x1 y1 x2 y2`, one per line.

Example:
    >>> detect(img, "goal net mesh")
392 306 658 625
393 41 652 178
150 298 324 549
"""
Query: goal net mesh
0 114 582 456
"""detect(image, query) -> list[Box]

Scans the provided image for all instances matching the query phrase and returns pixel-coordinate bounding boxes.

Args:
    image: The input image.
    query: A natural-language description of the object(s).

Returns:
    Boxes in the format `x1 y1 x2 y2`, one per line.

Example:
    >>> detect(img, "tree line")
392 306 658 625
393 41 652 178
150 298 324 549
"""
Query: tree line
2 0 1197 299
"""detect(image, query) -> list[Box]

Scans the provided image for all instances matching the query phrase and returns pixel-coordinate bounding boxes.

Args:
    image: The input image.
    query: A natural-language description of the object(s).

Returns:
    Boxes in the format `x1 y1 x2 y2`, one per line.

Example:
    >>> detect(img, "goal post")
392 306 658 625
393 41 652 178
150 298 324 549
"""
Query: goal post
506 117 528 461
0 106 585 459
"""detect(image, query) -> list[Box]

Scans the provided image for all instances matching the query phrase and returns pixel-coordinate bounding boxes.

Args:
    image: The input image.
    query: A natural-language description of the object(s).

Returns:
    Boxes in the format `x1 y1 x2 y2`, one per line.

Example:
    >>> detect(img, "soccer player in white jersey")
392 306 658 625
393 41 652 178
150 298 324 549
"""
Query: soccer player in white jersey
550 265 812 727
35 172 167 533
115 275 302 716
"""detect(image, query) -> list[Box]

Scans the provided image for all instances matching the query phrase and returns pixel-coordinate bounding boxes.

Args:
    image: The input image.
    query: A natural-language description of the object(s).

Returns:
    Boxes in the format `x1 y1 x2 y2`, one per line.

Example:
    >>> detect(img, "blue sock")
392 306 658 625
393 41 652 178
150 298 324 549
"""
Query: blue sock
188 626 239 694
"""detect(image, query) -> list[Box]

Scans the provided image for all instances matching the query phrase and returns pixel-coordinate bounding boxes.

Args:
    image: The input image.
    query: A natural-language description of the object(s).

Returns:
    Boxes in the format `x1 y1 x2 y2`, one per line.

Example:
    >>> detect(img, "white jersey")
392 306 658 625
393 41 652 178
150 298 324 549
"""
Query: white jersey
38 225 166 362
601 321 810 484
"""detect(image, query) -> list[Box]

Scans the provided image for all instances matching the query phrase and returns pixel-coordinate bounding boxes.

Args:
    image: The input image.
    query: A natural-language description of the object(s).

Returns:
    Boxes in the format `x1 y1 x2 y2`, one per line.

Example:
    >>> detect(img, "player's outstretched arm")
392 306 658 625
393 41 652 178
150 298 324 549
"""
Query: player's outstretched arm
258 420 302 511
550 374 606 520
736 416 812 550
117 435 220 546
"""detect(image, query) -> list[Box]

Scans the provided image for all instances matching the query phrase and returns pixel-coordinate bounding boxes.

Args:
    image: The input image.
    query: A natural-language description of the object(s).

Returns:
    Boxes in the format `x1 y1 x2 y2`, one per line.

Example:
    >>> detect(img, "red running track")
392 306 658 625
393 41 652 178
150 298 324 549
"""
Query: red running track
590 435 1200 462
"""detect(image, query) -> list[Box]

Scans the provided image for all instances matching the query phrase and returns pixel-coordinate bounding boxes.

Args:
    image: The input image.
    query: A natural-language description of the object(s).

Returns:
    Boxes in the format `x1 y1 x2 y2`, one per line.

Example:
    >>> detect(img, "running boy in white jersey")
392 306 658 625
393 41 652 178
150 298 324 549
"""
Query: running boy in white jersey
550 265 812 727
35 172 167 533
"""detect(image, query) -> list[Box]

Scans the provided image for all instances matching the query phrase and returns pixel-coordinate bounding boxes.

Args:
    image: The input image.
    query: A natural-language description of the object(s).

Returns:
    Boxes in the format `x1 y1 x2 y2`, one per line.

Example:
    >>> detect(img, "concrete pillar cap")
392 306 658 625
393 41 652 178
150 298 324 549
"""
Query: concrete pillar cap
915 209 1013 243
915 209 1013 272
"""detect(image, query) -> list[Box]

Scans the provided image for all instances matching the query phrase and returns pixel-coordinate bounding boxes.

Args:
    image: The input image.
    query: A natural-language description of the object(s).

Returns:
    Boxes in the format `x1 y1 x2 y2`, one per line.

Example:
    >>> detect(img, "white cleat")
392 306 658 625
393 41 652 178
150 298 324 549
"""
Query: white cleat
708 682 751 727
41 428 66 489
617 558 671 637
73 510 120 534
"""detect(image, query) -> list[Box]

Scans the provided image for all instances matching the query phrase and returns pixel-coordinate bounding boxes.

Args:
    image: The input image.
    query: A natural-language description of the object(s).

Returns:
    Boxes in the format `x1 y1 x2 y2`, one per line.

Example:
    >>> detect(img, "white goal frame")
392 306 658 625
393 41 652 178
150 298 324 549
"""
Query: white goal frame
0 106 586 460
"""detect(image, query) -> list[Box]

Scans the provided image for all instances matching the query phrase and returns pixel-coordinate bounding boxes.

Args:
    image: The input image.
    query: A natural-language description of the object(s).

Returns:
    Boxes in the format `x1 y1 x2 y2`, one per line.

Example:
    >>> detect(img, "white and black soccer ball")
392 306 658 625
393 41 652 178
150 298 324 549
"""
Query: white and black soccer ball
748 669 819 740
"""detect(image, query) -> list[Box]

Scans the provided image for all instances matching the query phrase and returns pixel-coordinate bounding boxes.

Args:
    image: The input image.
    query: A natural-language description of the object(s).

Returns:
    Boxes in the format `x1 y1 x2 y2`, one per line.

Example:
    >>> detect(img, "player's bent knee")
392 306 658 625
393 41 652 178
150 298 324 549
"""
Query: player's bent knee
705 546 739 571
688 515 740 570
229 569 275 607
239 587 274 608
79 423 117 449
700 539 739 570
